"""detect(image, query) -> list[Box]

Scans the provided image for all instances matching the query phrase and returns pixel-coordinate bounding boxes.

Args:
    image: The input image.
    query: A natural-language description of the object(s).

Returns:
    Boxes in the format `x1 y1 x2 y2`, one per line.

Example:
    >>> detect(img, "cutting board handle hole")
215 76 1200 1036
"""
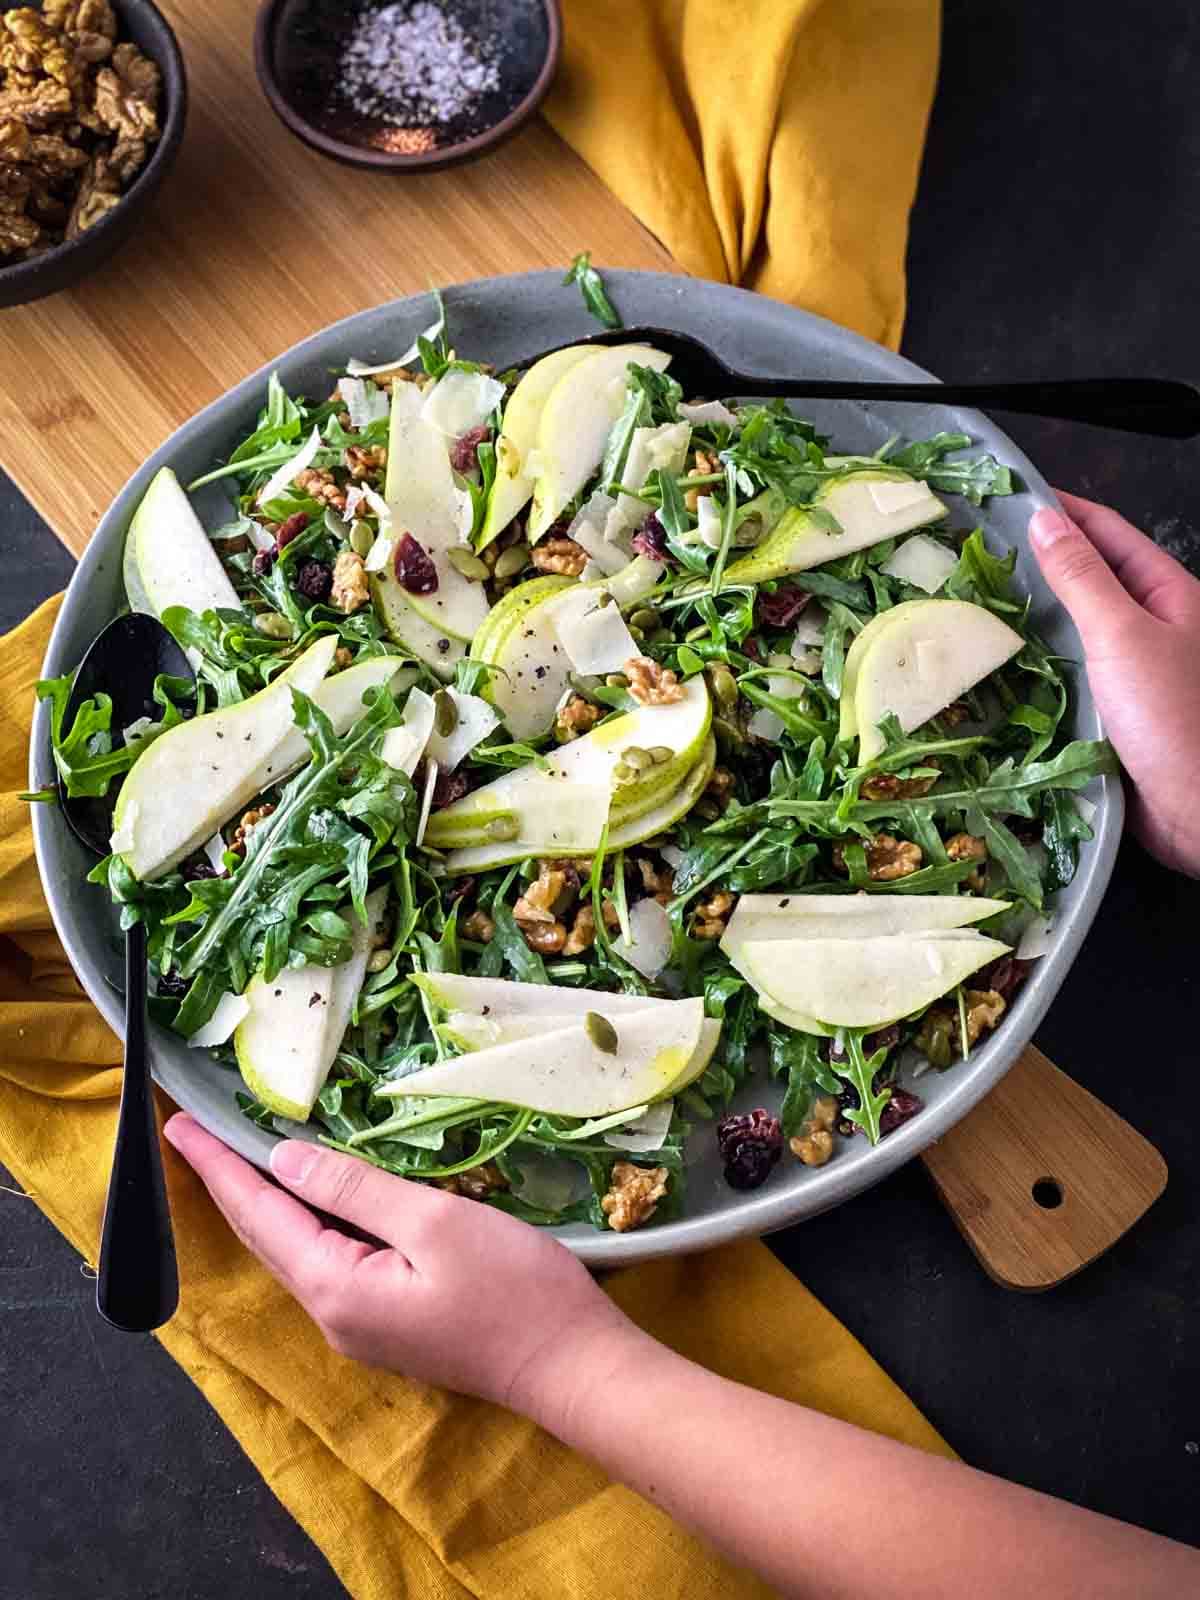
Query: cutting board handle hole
1031 1177 1064 1210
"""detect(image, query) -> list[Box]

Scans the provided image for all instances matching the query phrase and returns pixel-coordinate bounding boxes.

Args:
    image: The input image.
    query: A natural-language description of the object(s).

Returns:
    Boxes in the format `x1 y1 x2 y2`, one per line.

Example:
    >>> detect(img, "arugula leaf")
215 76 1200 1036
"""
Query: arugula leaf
770 1027 839 1137
832 1032 891 1143
563 252 621 329
884 434 1014 505
36 670 195 799
1042 788 1094 891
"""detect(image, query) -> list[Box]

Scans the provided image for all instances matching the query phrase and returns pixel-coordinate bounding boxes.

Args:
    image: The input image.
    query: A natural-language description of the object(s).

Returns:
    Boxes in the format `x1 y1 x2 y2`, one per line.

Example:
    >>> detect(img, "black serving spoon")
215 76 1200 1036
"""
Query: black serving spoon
59 613 191 1333
521 325 1200 438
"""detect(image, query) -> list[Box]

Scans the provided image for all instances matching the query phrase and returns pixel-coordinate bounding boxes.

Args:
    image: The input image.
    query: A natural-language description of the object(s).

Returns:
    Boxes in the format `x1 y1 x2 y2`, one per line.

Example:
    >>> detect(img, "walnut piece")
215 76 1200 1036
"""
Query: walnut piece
513 862 569 925
93 41 159 140
684 448 720 513
601 1161 670 1233
833 833 924 882
64 147 119 238
916 988 1007 1066
294 467 347 511
461 909 495 944
692 889 735 940
344 444 387 480
562 899 619 955
438 1161 508 1201
555 694 603 742
860 769 939 802
330 550 369 614
625 656 683 706
635 855 673 902
946 832 988 863
230 803 275 855
790 1094 840 1167
530 534 588 577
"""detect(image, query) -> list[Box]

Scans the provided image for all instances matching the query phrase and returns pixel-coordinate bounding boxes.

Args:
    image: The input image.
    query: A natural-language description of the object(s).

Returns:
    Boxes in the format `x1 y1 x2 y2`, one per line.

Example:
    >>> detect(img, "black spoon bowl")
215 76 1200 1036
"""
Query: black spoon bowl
521 324 1200 439
59 613 191 1334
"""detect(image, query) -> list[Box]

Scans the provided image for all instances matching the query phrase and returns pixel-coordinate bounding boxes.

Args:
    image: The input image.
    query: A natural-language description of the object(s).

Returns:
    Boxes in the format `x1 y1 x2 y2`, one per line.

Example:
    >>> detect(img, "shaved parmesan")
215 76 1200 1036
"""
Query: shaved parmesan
421 369 506 439
380 686 436 775
188 991 251 1049
416 757 439 846
868 477 932 515
659 843 686 870
565 491 628 575
881 533 959 595
257 426 322 508
604 1098 674 1152
337 377 389 429
346 307 446 377
611 896 672 980
549 586 639 675
697 493 724 549
1075 795 1097 825
514 1154 584 1213
424 689 500 772
201 831 227 874
247 521 277 554
1016 913 1055 960
386 383 474 548
748 706 785 742
678 399 739 429
364 533 395 573
791 605 827 648
609 422 691 539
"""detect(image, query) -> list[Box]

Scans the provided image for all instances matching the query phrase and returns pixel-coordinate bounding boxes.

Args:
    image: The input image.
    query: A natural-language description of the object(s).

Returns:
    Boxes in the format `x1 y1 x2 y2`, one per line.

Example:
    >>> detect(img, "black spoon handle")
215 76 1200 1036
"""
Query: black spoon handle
721 375 1200 439
96 918 179 1333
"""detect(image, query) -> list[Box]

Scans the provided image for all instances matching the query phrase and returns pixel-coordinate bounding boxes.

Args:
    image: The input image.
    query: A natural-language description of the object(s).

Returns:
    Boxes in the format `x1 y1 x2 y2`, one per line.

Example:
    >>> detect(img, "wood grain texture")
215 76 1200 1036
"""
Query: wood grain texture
0 0 670 556
921 1046 1168 1291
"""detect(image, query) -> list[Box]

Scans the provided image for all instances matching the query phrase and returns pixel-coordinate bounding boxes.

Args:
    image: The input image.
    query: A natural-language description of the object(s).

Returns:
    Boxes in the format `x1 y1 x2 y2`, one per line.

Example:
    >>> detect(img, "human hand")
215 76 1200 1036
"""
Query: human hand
1030 493 1200 877
163 1113 635 1423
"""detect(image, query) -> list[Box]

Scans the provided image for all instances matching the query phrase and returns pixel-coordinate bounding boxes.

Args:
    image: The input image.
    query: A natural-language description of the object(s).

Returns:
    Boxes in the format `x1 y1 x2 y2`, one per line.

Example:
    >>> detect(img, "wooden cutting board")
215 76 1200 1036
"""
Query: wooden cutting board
0 0 1164 1287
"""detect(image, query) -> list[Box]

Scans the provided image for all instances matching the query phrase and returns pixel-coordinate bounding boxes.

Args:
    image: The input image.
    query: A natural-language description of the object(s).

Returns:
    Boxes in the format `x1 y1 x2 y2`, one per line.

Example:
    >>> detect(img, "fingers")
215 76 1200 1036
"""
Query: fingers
270 1137 448 1251
164 1113 374 1294
1028 505 1142 645
1056 492 1200 621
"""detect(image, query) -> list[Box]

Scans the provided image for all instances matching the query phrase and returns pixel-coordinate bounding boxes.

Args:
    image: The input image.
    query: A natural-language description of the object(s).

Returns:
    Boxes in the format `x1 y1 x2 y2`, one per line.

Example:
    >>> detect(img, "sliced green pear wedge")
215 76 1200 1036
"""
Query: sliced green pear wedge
371 561 466 677
123 467 239 628
528 344 671 539
425 675 710 853
855 598 1023 761
756 993 832 1038
741 929 1010 1031
478 346 598 549
468 574 574 740
837 600 926 742
661 1017 722 1096
604 735 716 849
110 634 336 881
261 657 415 785
723 471 946 587
411 970 682 1019
378 997 705 1117
234 965 335 1122
383 382 490 641
722 891 1011 949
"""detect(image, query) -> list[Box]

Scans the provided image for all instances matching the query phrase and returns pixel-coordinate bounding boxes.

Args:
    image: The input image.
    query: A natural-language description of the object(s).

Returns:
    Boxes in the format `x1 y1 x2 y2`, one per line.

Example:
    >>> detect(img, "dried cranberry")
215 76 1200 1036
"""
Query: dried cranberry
447 875 476 902
156 968 191 999
449 424 490 474
863 1023 901 1056
394 532 439 595
182 858 218 882
431 767 471 809
716 1108 783 1191
756 585 810 628
251 549 274 578
631 514 668 563
742 636 761 661
296 559 333 601
977 955 1034 1003
878 1087 924 1137
275 512 309 550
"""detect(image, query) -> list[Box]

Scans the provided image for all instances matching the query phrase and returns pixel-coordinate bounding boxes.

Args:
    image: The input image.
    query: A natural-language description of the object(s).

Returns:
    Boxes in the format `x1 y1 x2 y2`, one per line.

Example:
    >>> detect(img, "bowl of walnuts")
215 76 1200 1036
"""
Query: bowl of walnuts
0 0 185 306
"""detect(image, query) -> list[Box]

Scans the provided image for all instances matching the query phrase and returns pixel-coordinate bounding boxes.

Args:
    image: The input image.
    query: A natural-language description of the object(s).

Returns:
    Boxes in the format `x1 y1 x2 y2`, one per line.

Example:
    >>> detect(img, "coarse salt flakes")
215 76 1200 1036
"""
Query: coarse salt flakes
336 3 501 128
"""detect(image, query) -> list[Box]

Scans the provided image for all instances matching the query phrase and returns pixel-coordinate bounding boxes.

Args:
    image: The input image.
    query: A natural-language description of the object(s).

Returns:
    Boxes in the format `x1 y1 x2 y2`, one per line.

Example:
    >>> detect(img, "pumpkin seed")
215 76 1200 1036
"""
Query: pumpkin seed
648 745 675 765
595 588 614 608
433 688 459 737
349 522 376 558
630 607 660 631
621 746 653 771
367 949 393 973
684 623 710 642
484 815 520 842
253 612 292 640
612 762 636 784
605 673 630 688
707 664 738 711
584 1011 619 1054
447 547 490 581
494 545 530 580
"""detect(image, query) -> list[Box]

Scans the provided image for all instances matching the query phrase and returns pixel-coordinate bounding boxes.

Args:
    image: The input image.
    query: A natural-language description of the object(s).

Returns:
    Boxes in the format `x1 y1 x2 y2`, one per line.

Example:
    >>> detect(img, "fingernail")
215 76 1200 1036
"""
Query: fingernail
271 1141 318 1186
162 1112 194 1149
1030 508 1070 547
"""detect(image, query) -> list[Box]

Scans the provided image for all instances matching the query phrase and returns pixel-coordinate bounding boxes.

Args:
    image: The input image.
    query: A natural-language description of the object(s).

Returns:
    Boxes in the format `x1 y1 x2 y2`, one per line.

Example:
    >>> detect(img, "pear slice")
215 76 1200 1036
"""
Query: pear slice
259 657 415 786
370 561 466 677
110 635 336 881
378 998 705 1117
723 471 946 586
411 970 682 1019
233 889 385 1122
741 930 1010 1031
756 993 832 1038
855 598 1024 761
425 675 710 851
722 892 1011 950
122 467 239 628
383 383 490 641
468 574 575 740
528 344 671 539
837 600 927 741
478 345 598 549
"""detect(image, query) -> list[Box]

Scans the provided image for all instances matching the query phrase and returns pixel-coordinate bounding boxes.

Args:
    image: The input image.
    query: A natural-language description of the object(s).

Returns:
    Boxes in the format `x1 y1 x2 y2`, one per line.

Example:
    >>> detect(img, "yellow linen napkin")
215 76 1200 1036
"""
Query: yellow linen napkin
2 595 952 1597
547 0 941 349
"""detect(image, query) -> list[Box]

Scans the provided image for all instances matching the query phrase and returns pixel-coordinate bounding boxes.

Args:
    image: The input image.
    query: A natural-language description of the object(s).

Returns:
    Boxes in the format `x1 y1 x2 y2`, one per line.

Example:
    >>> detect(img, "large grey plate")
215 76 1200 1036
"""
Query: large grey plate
30 270 1122 1267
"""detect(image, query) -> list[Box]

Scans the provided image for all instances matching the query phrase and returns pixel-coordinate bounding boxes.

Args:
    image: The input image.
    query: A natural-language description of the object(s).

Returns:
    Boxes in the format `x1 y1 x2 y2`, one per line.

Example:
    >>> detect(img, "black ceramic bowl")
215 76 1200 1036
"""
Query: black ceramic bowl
255 0 561 173
0 0 187 309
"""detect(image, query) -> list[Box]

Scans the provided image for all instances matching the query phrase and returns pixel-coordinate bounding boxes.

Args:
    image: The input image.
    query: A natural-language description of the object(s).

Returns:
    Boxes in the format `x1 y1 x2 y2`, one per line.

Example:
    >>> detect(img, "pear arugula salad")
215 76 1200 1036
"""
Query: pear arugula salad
37 286 1117 1232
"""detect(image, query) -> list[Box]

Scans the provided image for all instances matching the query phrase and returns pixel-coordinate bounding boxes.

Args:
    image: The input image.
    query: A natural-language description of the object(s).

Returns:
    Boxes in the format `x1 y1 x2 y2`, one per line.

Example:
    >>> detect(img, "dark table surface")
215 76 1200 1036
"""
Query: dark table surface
3 2 1199 1593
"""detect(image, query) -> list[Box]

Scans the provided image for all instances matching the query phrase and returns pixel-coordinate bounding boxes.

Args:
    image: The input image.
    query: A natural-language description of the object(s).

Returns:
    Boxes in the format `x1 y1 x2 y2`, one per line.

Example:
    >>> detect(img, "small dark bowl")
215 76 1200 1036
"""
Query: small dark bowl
254 0 561 173
0 0 187 309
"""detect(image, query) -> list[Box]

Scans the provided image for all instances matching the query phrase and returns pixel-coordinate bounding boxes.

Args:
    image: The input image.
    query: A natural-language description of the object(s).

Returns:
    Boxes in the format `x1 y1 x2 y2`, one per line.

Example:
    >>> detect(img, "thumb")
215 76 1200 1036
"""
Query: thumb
271 1138 440 1246
1029 506 1138 644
